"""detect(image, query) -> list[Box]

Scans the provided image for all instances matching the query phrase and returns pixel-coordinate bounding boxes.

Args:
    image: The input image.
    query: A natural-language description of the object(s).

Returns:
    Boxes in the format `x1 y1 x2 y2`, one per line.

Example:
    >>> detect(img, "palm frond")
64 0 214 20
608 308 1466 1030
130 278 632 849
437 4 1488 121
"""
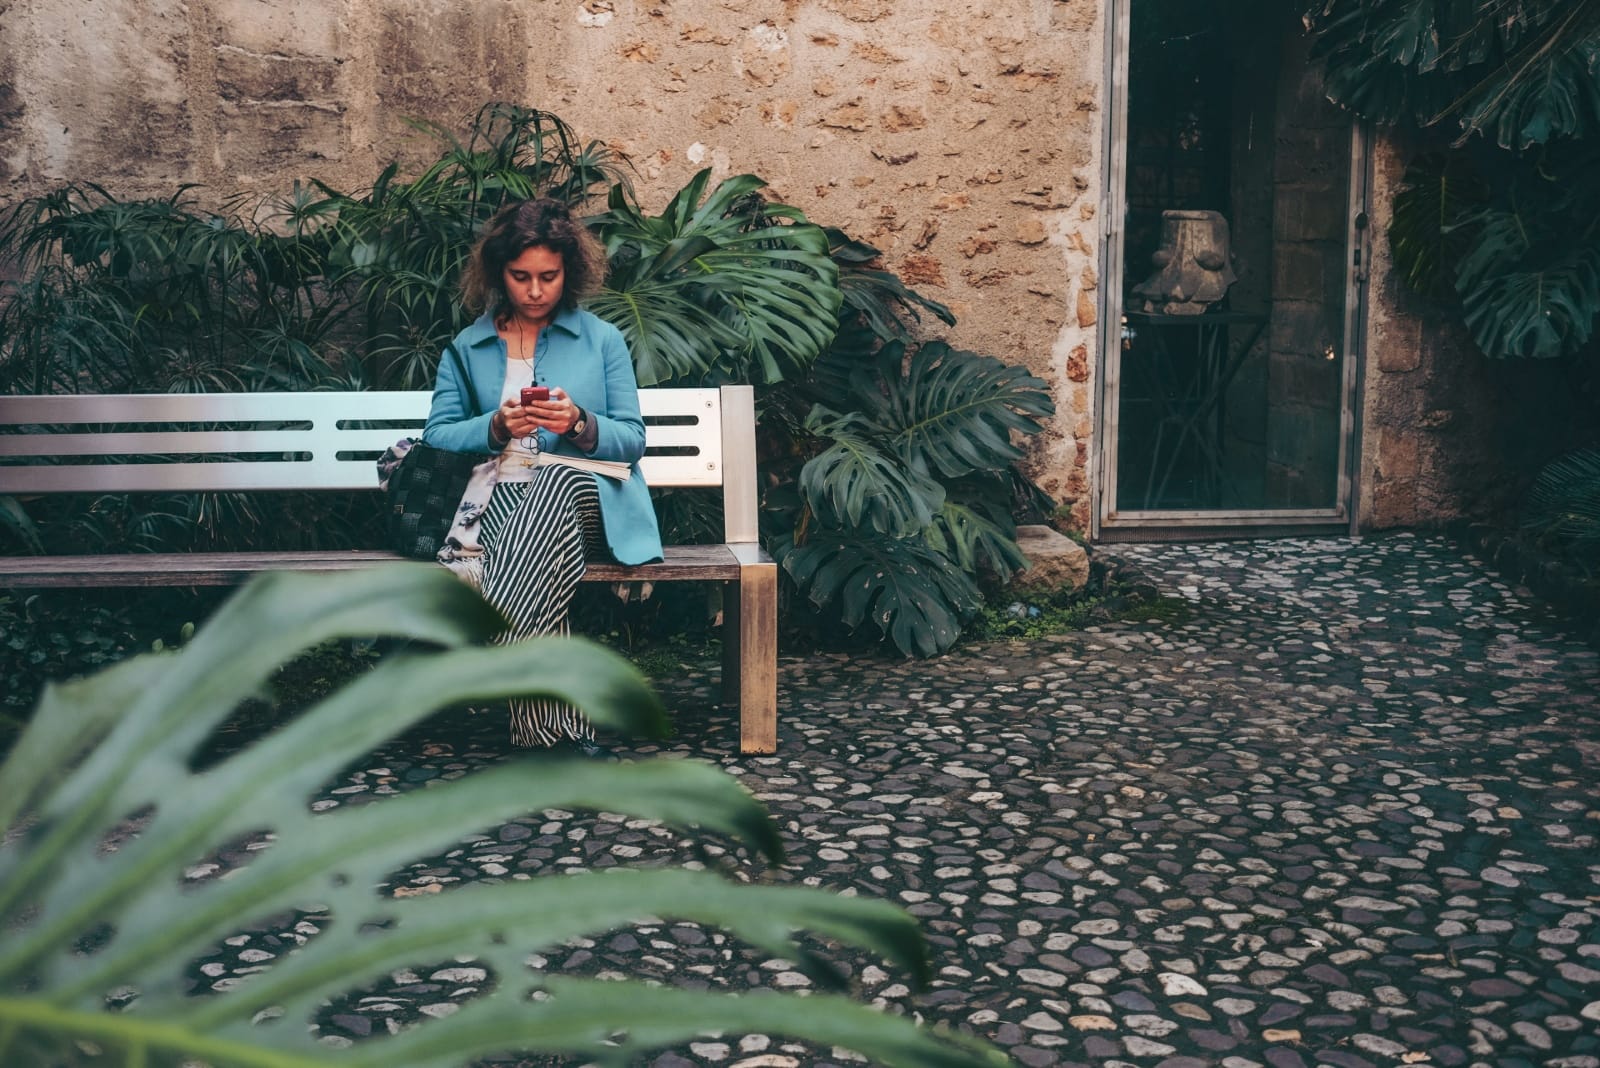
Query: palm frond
1524 447 1600 559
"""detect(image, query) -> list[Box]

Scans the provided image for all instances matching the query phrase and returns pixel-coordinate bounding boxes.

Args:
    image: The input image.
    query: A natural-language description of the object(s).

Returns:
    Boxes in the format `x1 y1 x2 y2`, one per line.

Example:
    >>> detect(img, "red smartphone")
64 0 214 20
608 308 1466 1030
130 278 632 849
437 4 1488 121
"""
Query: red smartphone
520 386 550 405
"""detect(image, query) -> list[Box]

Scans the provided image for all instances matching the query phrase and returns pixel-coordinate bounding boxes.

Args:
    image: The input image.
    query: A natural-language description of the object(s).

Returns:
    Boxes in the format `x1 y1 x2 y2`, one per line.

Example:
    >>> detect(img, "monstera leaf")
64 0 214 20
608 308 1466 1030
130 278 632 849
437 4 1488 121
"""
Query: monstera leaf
1303 0 1600 141
924 503 1030 585
589 171 841 386
1458 244 1600 359
777 533 984 657
1456 29 1600 147
1389 153 1493 300
1454 193 1600 360
870 341 1055 480
799 407 946 538
1303 0 1469 126
771 335 1053 655
826 227 955 345
0 566 1006 1068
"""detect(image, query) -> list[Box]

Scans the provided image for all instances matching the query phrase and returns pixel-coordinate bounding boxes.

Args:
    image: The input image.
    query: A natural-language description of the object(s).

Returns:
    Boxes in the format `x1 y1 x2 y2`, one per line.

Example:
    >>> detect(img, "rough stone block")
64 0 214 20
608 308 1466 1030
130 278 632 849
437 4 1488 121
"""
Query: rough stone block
1268 300 1337 358
1272 243 1334 303
1269 349 1341 409
1273 187 1346 244
1369 479 1416 529
1378 430 1419 480
0 54 25 184
1008 524 1089 593
1266 405 1340 506
23 0 194 182
216 103 348 176
213 0 342 55
216 48 339 103
1375 332 1423 373
1272 126 1350 184
373 0 531 139
1065 343 1089 383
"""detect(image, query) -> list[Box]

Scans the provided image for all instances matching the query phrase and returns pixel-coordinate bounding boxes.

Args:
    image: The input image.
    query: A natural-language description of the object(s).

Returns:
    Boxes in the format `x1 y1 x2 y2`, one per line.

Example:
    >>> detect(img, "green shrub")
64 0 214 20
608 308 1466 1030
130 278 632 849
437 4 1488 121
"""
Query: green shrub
0 101 1054 657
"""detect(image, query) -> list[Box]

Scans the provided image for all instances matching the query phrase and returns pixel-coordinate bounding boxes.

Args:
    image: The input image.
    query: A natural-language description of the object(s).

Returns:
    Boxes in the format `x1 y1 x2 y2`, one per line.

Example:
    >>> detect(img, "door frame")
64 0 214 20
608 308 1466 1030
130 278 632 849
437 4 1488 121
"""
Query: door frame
1092 0 1372 539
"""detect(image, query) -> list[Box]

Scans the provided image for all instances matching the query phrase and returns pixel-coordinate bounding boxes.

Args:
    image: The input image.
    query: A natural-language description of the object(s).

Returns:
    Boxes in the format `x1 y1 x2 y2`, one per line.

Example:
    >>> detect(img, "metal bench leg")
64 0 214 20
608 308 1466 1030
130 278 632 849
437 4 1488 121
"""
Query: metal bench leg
723 555 777 754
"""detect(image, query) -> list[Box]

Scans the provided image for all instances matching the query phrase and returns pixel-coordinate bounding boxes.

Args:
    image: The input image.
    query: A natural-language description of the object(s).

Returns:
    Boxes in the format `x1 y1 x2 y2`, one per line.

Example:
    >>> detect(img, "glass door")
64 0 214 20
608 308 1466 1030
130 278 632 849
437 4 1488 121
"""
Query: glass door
1098 0 1367 534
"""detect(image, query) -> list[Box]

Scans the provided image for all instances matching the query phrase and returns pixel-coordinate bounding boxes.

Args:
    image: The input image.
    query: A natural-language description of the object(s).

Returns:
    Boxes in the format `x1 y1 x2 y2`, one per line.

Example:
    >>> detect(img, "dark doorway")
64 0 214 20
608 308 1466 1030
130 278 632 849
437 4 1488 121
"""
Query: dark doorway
1106 0 1359 522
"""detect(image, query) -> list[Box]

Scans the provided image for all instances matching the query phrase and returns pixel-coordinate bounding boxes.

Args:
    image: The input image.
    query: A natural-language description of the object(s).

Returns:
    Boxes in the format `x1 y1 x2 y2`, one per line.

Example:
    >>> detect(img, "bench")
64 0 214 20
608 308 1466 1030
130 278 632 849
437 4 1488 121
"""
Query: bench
0 386 778 753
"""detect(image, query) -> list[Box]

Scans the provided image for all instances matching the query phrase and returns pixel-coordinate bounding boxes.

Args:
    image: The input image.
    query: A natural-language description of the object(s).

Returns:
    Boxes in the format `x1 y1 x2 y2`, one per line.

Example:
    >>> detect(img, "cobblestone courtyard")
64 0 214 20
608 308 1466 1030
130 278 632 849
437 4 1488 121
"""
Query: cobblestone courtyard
265 533 1600 1067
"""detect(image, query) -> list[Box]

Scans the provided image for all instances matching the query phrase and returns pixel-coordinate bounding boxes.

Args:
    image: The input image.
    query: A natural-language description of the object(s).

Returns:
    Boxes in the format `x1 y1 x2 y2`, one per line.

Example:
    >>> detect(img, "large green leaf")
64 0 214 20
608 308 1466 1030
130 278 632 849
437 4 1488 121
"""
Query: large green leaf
1305 0 1462 126
869 341 1055 481
1523 446 1600 559
0 494 44 554
590 171 842 386
1458 241 1600 359
1456 26 1600 147
826 227 955 345
777 532 983 656
925 499 1031 585
0 567 1003 1067
799 407 946 537
1388 152 1493 300
1453 194 1600 359
372 978 1007 1068
586 272 748 385
1305 0 1600 143
1459 4 1600 146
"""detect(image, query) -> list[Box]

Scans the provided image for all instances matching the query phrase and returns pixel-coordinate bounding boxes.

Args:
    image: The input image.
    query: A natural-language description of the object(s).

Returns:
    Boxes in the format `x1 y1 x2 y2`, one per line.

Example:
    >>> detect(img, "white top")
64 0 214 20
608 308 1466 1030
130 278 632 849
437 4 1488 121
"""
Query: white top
496 357 540 483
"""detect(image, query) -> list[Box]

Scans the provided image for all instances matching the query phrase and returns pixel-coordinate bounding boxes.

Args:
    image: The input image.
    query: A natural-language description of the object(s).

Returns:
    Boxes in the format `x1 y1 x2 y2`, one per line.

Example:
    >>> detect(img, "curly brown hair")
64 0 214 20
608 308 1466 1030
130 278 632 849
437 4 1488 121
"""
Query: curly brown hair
459 198 608 318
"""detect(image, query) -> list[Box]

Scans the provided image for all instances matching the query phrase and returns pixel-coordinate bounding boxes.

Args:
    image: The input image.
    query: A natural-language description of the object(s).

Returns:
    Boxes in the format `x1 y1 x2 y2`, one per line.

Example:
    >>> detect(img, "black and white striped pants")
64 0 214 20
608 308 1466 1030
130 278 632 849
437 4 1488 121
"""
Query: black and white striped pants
478 465 606 747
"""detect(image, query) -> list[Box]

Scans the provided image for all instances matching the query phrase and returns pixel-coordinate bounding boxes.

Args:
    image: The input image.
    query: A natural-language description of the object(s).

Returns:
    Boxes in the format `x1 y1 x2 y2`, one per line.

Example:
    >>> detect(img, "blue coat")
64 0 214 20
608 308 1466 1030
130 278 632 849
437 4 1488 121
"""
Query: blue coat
422 308 664 565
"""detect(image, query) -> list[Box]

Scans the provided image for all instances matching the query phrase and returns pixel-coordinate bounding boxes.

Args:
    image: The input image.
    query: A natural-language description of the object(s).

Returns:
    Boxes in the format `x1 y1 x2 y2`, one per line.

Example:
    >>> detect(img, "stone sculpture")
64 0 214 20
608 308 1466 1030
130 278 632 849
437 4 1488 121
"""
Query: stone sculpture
1132 209 1238 315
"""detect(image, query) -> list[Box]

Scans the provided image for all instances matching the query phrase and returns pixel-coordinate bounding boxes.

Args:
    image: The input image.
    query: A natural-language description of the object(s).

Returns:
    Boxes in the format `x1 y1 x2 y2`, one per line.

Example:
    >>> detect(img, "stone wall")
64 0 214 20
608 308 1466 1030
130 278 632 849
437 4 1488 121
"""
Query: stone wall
0 0 1106 528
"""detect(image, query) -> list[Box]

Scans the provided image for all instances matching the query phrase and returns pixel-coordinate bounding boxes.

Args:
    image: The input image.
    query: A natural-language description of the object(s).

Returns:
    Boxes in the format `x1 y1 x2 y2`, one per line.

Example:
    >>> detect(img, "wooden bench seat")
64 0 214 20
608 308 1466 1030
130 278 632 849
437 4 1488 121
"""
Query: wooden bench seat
0 386 778 753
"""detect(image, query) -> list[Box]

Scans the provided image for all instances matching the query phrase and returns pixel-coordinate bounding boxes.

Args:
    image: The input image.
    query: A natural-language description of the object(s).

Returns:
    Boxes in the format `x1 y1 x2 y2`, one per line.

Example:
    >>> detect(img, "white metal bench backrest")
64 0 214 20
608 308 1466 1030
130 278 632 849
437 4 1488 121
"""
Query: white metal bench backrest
0 385 759 541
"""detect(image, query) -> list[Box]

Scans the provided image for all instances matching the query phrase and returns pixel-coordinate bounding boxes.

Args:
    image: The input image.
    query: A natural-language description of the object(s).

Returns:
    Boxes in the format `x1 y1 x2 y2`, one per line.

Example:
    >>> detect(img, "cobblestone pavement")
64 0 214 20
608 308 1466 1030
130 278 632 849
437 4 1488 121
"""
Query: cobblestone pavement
239 533 1600 1067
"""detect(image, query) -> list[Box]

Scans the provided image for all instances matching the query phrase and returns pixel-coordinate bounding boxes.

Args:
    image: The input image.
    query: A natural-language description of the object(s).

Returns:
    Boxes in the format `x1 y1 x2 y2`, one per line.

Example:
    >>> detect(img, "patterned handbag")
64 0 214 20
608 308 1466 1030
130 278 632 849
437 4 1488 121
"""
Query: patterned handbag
380 343 482 559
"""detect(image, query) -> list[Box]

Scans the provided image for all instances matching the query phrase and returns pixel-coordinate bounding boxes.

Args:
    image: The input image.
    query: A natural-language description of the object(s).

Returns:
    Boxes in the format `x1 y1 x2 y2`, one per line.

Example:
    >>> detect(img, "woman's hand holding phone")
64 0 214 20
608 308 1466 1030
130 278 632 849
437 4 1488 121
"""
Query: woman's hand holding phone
520 386 578 434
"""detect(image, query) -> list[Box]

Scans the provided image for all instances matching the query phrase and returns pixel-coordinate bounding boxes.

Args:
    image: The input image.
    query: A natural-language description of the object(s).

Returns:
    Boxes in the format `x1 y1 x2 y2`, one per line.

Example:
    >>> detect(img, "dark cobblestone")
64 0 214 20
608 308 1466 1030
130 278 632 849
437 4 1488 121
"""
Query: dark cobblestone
201 533 1599 1066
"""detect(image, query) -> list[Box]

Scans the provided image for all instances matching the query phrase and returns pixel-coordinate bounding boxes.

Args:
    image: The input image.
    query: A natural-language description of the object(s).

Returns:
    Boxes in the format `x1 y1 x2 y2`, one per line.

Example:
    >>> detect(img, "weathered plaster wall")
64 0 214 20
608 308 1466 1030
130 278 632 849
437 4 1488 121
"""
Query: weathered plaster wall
0 0 1106 528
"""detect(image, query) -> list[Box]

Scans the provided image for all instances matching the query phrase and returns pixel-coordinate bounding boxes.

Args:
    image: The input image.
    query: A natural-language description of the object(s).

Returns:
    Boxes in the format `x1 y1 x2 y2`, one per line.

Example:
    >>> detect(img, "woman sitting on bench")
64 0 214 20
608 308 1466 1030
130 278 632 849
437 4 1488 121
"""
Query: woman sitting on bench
422 197 663 758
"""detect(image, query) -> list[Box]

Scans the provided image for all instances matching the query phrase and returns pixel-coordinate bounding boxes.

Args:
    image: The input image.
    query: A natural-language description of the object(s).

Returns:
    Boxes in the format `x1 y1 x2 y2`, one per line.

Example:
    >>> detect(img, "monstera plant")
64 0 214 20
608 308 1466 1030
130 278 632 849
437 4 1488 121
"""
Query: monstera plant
749 228 1055 658
770 338 1054 657
587 168 843 387
0 566 1006 1067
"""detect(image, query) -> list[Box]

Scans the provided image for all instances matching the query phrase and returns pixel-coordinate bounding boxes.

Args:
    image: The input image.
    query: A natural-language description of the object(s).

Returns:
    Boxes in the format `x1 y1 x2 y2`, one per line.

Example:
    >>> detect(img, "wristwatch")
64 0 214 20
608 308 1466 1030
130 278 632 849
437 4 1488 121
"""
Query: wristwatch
563 407 588 439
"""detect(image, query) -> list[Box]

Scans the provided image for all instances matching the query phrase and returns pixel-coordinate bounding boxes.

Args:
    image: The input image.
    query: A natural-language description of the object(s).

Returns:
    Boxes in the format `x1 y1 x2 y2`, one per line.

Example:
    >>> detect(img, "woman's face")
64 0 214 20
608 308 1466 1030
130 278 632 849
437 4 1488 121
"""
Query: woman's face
501 244 566 326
